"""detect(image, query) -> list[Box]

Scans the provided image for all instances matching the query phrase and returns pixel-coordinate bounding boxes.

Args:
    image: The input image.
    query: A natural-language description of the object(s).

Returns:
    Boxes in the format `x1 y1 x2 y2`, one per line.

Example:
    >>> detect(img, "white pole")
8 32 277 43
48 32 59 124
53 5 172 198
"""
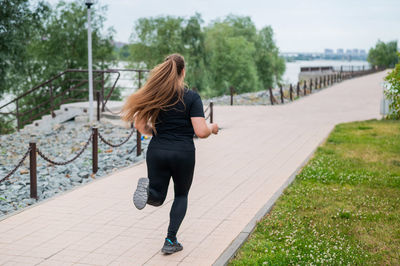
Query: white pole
87 6 94 123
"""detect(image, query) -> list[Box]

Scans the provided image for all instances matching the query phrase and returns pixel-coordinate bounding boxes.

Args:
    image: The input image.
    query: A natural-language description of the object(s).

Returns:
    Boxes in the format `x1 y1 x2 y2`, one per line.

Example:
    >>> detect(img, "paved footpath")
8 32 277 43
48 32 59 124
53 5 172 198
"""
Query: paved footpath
0 71 388 265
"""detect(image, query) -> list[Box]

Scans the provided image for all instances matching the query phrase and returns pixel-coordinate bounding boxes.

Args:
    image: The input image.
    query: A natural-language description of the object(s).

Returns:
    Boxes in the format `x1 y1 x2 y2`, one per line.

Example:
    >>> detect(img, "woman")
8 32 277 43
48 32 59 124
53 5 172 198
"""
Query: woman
121 53 219 254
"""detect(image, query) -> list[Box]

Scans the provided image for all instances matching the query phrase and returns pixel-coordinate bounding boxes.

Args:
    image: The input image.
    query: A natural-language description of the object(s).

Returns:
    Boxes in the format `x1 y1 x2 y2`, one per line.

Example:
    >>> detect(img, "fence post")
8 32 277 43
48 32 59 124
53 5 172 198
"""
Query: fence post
138 71 142 89
296 82 300 97
101 72 105 112
289 84 293 101
279 84 284 103
92 127 98 174
230 86 234 105
136 130 141 157
50 81 55 118
268 87 274 105
303 80 307 95
323 76 326 87
29 142 37 199
310 79 313 93
210 101 214 123
96 91 100 121
315 78 318 90
16 100 20 132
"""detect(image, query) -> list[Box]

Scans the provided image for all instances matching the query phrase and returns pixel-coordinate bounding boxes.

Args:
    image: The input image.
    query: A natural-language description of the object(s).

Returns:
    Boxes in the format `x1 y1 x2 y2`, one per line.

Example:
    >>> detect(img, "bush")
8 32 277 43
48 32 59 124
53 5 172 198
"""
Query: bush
384 53 400 119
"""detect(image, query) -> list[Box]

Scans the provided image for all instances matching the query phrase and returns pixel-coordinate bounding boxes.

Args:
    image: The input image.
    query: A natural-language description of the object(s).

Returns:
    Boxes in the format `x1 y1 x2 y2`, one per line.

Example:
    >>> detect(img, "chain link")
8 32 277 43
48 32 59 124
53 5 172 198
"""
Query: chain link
0 147 31 184
37 132 93 166
203 105 210 114
98 128 135 148
102 101 122 116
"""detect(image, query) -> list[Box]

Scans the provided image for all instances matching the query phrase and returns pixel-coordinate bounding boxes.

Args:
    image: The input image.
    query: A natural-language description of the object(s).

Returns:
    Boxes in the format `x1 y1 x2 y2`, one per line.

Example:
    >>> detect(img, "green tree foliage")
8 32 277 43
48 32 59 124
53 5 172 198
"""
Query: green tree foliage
384 53 400 119
204 20 259 96
129 16 185 68
117 44 131 60
128 14 285 97
0 0 115 133
0 0 49 97
368 40 398 68
26 0 115 89
255 26 286 89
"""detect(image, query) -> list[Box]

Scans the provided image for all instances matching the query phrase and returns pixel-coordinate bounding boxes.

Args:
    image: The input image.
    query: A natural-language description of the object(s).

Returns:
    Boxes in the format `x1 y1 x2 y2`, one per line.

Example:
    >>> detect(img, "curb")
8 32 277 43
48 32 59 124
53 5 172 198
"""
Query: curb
213 127 334 266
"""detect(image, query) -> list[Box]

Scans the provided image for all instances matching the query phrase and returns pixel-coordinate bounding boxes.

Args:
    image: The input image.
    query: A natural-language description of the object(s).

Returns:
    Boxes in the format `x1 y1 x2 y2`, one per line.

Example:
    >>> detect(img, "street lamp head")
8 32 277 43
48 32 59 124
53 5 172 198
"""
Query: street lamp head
85 0 94 8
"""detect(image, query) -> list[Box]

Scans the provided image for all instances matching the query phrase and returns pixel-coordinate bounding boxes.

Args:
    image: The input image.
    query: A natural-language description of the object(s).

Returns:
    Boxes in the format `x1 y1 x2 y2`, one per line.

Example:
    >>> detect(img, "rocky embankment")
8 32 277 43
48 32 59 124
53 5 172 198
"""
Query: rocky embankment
0 121 149 217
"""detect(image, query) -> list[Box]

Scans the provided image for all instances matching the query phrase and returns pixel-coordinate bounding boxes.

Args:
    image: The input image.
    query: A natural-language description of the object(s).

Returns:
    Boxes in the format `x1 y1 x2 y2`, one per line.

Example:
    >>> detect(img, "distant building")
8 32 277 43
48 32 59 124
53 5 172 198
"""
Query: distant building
336 49 344 56
352 49 359 56
324 49 334 56
359 49 367 56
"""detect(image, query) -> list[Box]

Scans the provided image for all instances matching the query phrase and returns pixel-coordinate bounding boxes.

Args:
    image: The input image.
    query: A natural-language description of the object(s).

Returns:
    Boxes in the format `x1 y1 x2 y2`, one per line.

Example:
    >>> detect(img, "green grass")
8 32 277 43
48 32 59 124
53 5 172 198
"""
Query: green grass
229 119 400 265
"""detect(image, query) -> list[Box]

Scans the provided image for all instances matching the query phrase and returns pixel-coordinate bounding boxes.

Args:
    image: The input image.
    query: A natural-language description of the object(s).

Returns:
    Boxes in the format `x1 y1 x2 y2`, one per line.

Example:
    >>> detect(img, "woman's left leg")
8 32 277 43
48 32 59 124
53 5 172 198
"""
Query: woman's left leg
167 150 195 241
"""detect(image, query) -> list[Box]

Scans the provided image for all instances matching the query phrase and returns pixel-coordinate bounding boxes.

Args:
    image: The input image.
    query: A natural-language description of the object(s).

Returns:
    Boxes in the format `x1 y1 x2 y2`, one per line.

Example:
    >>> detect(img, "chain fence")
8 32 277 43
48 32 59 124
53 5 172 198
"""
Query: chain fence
0 147 31 184
36 132 93 166
98 127 135 147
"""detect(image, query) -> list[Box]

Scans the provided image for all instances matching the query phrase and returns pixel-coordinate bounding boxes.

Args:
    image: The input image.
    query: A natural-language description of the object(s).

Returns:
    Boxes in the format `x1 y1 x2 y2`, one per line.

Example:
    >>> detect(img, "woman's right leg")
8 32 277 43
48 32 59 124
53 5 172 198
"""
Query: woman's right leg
146 148 171 206
166 150 195 241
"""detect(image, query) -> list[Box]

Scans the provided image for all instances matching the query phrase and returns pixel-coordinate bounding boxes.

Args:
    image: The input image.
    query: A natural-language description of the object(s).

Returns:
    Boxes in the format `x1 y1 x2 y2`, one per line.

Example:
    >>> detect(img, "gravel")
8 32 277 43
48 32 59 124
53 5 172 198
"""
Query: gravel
0 120 149 218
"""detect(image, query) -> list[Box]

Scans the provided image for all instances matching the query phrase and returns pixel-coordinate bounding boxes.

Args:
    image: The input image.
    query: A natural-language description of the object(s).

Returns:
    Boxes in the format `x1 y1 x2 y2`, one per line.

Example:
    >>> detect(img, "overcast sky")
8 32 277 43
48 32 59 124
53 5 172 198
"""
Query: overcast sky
47 0 400 53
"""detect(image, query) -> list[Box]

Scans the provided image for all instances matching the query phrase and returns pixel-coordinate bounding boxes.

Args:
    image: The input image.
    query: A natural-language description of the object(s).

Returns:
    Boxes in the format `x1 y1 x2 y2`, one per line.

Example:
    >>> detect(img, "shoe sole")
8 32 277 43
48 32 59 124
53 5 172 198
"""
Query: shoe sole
133 177 149 210
161 246 183 254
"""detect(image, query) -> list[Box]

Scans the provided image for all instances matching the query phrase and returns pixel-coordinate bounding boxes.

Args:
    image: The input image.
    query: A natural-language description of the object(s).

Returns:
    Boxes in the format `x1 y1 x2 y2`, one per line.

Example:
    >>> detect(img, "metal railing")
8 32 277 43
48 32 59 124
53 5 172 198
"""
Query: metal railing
228 66 384 106
0 69 150 132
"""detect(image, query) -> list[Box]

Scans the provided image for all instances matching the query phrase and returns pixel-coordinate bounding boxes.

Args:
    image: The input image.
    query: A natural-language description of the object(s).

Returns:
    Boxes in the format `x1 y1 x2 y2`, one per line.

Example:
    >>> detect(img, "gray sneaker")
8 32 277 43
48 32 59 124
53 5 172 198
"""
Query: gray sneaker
133 177 149 210
161 238 183 254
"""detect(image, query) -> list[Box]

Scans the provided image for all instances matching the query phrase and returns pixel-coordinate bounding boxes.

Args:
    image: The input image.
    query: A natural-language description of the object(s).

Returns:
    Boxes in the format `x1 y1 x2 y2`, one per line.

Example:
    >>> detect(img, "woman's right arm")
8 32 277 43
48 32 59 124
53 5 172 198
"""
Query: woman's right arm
191 117 218 138
134 116 153 136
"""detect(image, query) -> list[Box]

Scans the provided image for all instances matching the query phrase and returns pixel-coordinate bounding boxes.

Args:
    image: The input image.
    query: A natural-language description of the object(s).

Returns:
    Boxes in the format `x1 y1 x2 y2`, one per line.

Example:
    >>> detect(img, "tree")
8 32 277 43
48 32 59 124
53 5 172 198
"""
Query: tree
204 21 259 96
0 0 116 132
203 16 284 96
368 40 398 68
0 0 50 97
181 13 208 91
129 14 208 91
129 16 185 68
255 26 286 88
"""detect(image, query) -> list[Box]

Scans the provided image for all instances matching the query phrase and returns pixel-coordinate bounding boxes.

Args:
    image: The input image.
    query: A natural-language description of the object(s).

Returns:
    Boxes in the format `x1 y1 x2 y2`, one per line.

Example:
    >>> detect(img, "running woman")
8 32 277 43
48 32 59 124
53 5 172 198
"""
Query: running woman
121 53 219 254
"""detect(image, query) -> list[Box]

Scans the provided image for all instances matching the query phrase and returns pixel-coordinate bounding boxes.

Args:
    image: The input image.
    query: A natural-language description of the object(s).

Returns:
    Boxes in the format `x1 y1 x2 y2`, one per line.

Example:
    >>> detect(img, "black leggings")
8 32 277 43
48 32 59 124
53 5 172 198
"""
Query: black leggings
146 148 195 240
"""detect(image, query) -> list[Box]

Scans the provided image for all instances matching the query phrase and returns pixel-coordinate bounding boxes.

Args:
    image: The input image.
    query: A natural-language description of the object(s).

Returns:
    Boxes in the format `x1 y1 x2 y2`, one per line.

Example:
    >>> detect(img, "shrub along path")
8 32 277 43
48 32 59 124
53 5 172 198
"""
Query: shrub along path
0 70 389 265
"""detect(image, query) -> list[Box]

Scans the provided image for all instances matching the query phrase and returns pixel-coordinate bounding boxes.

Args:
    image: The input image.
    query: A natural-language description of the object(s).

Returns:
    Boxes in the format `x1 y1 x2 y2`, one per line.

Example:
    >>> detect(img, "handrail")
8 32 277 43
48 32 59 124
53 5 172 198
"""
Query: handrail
0 68 149 132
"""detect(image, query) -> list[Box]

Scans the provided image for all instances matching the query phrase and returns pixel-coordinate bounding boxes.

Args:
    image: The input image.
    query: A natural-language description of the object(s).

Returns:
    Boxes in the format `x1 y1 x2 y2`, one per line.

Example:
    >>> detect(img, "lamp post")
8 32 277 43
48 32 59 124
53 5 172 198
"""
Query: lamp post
85 0 94 123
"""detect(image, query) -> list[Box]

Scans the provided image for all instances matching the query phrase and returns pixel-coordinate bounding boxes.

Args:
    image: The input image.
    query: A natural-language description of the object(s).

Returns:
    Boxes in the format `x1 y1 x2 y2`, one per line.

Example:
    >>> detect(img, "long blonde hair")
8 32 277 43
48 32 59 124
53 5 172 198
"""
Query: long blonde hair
120 53 186 135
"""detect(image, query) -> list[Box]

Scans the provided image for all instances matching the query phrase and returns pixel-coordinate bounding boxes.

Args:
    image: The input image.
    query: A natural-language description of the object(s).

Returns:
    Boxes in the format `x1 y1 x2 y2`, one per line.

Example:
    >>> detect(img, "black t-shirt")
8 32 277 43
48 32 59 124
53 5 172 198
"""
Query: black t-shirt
147 87 205 151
